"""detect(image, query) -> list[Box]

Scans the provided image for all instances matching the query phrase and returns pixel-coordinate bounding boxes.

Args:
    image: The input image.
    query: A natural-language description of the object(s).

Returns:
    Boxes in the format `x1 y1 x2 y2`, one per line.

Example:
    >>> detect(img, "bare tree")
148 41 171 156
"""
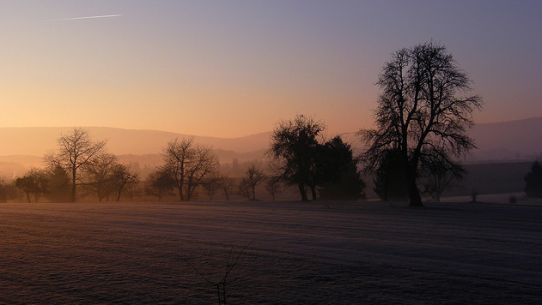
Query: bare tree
46 128 106 202
420 154 465 202
145 169 175 201
82 152 118 202
203 171 222 201
237 178 252 200
161 137 220 201
219 175 236 201
243 165 265 200
111 163 139 202
360 42 482 207
265 176 283 201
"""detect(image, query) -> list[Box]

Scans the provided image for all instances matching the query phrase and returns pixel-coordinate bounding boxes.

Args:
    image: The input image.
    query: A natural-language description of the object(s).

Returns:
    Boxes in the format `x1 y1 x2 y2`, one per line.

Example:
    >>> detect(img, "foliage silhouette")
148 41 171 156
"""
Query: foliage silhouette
360 41 482 207
45 128 107 202
268 115 325 201
318 136 366 201
15 168 48 202
524 160 542 198
161 137 220 201
242 164 265 200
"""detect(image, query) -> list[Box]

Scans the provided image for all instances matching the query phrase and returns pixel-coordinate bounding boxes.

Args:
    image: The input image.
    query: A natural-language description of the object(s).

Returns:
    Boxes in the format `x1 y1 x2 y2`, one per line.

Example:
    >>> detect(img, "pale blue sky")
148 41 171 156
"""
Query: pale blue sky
1 0 541 137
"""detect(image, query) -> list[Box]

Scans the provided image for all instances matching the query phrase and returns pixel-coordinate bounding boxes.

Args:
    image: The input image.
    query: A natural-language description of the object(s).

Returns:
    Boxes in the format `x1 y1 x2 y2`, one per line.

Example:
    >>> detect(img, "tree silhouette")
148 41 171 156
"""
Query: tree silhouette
82 152 119 202
265 176 283 201
46 165 71 202
525 161 542 198
420 153 465 202
145 169 175 201
111 163 139 202
268 115 324 201
45 128 107 202
318 136 366 201
161 137 219 201
372 149 409 201
243 164 265 200
360 42 482 207
15 168 49 202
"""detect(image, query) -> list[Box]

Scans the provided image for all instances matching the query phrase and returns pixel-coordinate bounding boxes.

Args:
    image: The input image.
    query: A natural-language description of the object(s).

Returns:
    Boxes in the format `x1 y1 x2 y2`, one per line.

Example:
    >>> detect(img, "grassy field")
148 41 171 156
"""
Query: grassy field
1 200 541 304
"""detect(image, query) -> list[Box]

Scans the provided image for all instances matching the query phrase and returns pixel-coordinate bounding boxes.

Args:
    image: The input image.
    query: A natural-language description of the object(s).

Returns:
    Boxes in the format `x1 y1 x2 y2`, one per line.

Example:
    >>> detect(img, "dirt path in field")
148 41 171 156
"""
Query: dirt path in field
1 201 541 304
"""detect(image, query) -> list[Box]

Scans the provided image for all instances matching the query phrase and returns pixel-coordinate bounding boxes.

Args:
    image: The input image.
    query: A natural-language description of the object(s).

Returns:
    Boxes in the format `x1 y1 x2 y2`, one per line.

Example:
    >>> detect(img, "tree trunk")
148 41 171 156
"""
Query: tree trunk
310 185 317 201
408 180 423 207
298 183 308 201
406 162 423 207
71 169 77 202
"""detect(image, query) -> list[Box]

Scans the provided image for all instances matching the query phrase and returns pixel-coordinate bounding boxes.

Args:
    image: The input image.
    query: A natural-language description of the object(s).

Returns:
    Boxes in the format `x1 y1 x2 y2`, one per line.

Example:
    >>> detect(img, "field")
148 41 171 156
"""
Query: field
1 200 541 304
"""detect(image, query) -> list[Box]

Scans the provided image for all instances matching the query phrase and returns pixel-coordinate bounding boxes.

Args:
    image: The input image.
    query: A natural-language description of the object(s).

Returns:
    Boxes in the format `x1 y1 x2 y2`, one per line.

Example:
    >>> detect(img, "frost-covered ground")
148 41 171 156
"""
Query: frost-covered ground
1 200 541 304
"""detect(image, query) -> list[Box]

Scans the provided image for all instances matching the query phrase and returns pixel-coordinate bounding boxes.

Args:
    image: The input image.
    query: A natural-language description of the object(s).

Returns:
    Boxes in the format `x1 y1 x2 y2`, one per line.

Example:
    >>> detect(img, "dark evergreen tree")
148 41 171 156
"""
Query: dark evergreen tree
318 136 366 201
372 149 408 201
525 161 542 198
47 165 71 202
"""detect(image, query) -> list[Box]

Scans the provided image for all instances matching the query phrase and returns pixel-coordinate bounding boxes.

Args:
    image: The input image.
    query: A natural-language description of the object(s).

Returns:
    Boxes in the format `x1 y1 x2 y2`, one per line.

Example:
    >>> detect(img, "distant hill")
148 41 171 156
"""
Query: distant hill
467 117 542 161
0 127 272 156
0 117 541 175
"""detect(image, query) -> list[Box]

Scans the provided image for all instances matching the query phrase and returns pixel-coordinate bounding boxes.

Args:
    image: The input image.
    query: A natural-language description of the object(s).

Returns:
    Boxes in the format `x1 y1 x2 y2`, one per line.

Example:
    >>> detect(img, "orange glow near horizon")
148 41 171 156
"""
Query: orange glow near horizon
0 1 540 138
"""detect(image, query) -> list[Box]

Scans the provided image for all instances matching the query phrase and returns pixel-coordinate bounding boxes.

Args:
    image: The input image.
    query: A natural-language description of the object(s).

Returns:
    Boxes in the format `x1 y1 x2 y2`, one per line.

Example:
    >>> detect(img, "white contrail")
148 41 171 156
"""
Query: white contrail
46 14 122 22
4 14 122 25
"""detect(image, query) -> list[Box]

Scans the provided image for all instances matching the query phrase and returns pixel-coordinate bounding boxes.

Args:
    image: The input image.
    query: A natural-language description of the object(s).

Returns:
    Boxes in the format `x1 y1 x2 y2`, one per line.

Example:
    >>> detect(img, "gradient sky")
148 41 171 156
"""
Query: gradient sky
1 0 541 138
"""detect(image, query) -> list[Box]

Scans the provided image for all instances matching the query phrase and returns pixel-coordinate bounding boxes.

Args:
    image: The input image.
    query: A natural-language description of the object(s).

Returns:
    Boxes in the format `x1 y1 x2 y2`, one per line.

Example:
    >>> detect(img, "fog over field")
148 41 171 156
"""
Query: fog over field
1 200 541 304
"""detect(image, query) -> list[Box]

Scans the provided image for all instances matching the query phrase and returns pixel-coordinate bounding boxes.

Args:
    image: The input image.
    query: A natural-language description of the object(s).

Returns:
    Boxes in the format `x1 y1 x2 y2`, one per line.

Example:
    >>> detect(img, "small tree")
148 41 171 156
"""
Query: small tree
317 136 366 201
46 165 71 202
243 165 265 200
82 152 118 202
0 179 18 203
268 115 325 201
15 168 49 203
145 170 175 201
46 128 107 202
219 175 236 201
265 176 283 201
525 161 542 198
203 172 222 201
237 178 252 200
111 164 139 202
161 137 220 201
420 154 465 202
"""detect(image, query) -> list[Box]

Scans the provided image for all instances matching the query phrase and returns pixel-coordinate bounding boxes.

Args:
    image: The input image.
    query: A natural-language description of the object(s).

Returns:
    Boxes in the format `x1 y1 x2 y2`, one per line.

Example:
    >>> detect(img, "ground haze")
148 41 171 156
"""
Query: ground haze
1 200 541 304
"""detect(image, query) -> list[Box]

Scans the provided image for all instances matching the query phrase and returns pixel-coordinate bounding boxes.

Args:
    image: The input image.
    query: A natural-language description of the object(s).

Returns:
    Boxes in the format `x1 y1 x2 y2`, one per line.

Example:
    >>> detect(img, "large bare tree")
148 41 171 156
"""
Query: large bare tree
46 128 106 202
161 137 219 201
360 42 482 207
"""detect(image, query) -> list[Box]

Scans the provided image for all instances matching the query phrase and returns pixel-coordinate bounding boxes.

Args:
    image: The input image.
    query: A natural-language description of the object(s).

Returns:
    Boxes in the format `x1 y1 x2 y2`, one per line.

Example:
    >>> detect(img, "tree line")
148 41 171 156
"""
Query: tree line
20 42 542 205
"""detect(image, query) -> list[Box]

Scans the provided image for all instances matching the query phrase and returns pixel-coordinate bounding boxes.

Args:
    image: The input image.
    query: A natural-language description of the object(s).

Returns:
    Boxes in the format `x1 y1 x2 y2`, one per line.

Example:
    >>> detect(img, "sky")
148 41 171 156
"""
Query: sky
1 0 541 138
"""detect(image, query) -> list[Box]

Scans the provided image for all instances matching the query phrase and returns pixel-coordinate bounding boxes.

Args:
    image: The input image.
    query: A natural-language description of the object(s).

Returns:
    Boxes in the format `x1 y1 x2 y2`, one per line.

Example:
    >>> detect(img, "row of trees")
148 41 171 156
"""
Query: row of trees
269 115 366 201
13 128 139 203
146 130 366 202
11 42 485 205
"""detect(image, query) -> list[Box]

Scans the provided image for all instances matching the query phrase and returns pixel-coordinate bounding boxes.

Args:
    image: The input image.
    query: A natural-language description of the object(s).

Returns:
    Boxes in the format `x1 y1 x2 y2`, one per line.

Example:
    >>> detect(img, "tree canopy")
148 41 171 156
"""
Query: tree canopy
525 161 542 198
360 42 482 206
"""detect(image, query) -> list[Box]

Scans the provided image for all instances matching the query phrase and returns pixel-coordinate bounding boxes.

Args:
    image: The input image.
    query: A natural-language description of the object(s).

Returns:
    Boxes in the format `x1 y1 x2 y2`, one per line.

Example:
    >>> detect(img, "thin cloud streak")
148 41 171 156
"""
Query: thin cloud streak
3 14 122 25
